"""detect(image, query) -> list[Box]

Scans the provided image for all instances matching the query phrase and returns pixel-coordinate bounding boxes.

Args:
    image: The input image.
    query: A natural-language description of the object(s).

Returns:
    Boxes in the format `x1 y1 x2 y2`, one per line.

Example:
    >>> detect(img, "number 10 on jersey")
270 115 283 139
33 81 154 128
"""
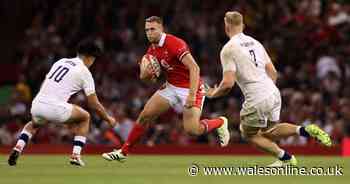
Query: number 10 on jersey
48 66 70 83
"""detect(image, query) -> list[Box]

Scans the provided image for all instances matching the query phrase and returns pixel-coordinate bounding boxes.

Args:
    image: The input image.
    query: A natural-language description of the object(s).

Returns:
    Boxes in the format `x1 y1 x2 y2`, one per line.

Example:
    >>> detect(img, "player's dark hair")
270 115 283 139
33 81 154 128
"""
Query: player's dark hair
145 16 163 25
77 39 102 58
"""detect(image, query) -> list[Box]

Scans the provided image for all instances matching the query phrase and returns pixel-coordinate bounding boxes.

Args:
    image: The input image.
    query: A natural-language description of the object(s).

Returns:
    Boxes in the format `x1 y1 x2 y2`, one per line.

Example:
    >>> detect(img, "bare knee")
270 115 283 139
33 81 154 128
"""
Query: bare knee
242 132 261 145
137 110 157 125
79 112 90 128
31 123 43 130
26 121 41 133
184 127 201 136
261 131 277 141
261 126 279 141
83 111 90 120
73 111 90 131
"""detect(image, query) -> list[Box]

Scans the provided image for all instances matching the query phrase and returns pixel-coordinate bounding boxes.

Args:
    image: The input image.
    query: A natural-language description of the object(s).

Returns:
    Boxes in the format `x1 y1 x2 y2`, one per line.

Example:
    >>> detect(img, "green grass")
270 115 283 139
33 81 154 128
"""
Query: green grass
0 155 348 184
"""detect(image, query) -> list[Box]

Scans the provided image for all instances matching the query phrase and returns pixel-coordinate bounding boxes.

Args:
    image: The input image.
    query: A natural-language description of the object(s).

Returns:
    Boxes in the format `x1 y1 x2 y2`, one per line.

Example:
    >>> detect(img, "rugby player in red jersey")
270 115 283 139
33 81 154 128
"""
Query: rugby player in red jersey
102 16 229 162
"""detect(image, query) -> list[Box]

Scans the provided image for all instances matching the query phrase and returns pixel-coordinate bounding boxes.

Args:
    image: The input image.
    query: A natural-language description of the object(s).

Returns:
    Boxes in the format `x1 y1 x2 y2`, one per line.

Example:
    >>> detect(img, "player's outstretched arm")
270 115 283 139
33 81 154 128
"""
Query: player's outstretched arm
206 44 236 98
263 48 278 83
87 93 116 126
182 53 200 108
205 71 235 98
265 62 278 83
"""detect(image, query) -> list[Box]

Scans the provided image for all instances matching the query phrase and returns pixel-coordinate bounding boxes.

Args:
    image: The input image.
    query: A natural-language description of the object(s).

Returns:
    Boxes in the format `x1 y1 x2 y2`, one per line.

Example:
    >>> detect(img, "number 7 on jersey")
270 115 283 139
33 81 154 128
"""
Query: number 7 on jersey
249 50 258 67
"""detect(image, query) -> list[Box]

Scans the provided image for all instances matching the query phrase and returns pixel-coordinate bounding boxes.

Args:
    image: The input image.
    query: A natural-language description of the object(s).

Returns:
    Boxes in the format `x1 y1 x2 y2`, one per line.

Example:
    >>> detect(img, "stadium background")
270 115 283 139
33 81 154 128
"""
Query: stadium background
0 0 349 155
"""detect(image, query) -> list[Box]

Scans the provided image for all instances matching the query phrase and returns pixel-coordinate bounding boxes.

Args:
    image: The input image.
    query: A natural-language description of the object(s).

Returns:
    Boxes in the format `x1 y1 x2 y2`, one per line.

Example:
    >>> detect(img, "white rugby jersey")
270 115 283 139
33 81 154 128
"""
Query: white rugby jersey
34 57 95 103
220 33 279 107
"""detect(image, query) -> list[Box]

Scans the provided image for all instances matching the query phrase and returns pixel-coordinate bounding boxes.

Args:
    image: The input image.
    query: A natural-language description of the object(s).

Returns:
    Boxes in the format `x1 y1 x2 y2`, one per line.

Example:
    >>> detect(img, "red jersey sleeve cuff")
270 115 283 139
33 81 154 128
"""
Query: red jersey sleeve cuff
179 51 190 61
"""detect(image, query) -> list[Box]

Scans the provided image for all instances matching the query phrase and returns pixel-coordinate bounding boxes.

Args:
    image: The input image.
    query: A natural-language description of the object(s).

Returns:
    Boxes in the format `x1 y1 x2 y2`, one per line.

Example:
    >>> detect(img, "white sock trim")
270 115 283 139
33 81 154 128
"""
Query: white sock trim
296 126 302 135
14 140 26 152
21 129 33 139
277 149 285 159
73 146 83 155
74 136 86 143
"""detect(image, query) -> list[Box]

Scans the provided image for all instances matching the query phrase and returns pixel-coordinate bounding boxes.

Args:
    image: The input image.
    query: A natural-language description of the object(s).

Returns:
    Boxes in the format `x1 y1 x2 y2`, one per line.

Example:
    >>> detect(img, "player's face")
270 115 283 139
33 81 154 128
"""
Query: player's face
145 22 163 43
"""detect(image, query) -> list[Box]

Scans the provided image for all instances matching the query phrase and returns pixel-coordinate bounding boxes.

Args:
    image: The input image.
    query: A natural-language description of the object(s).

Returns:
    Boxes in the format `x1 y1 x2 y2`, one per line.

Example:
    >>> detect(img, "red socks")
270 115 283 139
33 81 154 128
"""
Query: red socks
121 123 146 155
200 118 224 133
121 118 223 155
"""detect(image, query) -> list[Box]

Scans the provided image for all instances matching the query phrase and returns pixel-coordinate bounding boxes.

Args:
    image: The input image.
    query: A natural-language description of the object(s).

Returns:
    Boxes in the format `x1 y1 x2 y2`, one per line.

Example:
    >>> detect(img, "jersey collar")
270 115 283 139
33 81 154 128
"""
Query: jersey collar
231 32 244 40
75 56 84 65
158 33 166 47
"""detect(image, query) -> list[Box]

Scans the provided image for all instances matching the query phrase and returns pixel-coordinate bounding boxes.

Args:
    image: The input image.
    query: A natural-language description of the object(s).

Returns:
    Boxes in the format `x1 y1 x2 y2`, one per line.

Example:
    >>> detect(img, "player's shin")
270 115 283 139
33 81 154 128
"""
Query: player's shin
199 118 224 133
249 135 289 159
71 117 89 156
13 121 37 152
121 123 147 155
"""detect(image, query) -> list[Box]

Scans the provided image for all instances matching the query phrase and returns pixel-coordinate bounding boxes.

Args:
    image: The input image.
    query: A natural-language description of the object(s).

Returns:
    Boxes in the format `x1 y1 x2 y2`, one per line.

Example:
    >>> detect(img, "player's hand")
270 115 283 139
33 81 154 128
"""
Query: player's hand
144 61 155 75
204 83 218 98
184 95 196 109
106 116 117 127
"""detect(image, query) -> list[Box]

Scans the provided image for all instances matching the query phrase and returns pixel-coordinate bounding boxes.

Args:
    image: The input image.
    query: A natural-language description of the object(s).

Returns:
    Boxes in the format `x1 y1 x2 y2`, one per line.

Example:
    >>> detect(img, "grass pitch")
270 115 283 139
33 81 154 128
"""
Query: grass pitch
0 155 348 184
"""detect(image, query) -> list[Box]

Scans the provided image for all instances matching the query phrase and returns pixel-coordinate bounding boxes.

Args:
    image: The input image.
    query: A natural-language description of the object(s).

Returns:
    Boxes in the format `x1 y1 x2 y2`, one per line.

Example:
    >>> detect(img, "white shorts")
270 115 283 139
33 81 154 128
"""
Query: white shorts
31 100 73 123
240 91 281 128
157 83 205 112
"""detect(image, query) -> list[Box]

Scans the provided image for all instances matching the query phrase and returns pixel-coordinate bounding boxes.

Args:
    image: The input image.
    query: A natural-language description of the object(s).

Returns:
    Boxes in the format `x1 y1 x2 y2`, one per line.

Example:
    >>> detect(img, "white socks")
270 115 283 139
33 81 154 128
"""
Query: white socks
296 126 302 135
277 149 285 159
72 136 86 155
14 130 33 152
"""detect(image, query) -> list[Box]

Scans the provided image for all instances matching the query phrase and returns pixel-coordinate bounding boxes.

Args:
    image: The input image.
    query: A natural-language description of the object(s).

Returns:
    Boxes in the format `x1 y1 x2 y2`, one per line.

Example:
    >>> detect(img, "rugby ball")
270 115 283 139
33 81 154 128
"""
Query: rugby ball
140 54 161 79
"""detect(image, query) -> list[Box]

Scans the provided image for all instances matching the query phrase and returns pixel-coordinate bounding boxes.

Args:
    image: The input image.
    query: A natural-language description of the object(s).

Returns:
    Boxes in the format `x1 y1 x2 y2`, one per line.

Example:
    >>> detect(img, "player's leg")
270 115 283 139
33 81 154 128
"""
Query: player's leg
260 123 298 141
8 118 46 166
261 92 331 146
12 120 43 152
65 104 91 166
256 99 302 141
8 100 50 166
102 90 171 162
240 98 296 166
121 92 171 154
261 122 332 146
182 107 225 134
181 85 229 146
240 124 296 166
183 107 204 135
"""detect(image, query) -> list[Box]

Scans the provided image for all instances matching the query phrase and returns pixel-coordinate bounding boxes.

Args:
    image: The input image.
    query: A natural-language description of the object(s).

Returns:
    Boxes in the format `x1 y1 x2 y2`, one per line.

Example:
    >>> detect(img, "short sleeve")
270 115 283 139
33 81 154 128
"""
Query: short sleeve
256 42 271 65
167 37 190 61
220 45 236 73
81 68 96 96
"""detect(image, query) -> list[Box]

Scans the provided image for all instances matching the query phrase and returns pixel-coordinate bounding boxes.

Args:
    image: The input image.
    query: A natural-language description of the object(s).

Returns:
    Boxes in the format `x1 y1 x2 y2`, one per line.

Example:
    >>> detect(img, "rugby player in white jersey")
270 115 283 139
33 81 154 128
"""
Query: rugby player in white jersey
8 40 116 167
205 11 332 166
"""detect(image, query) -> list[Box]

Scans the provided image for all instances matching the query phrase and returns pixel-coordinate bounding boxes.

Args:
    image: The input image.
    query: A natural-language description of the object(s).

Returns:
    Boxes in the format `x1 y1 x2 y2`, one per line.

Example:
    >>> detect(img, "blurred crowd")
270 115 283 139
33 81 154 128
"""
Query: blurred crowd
0 0 349 147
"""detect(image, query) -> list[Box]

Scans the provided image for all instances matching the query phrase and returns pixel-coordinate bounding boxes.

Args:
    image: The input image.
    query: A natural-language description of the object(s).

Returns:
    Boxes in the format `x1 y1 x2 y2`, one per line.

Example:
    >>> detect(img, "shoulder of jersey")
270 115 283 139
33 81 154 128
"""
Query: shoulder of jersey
57 57 77 64
223 39 238 52
56 58 67 63
165 34 184 44
246 35 261 45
